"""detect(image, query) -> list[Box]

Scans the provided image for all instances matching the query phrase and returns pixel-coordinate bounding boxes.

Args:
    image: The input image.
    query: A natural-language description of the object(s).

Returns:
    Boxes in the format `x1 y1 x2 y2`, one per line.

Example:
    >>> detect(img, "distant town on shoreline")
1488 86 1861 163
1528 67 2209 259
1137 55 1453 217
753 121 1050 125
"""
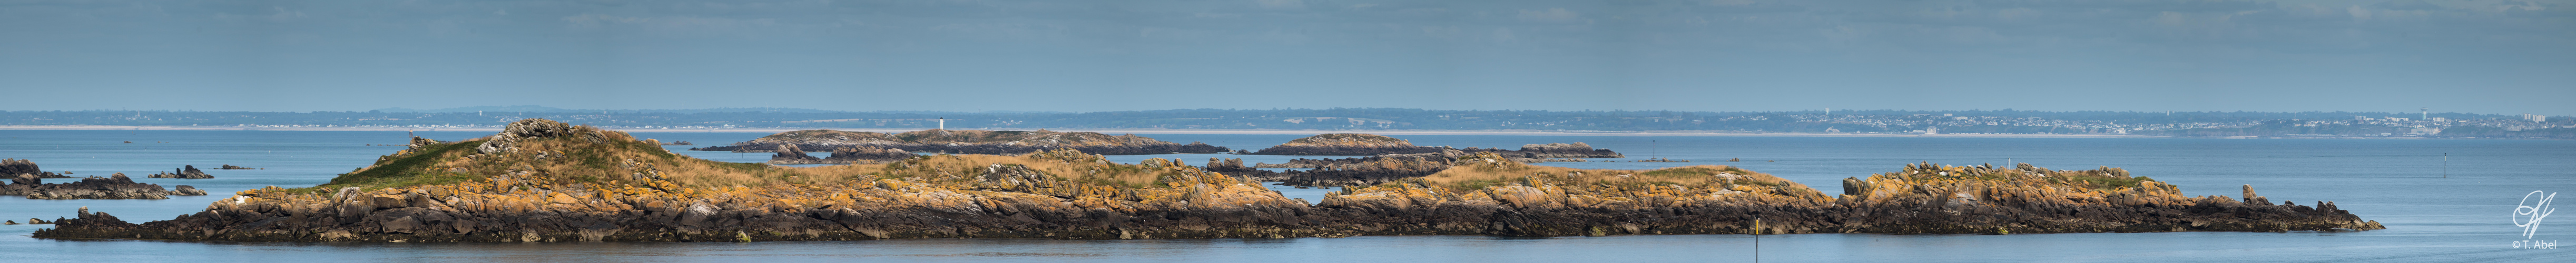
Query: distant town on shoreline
3 106 2570 139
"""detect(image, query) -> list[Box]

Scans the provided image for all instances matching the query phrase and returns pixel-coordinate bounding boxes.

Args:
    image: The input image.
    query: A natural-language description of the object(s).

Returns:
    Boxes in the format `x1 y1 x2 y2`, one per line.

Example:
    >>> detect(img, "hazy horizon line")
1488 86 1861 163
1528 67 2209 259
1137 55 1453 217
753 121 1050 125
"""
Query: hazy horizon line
1 106 2557 117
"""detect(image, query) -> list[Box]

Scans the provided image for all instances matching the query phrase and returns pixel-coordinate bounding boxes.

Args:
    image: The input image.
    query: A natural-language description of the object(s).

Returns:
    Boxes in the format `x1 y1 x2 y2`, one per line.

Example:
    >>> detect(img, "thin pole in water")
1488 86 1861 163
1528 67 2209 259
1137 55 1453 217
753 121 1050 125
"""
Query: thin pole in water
1753 216 1762 263
2442 153 2448 178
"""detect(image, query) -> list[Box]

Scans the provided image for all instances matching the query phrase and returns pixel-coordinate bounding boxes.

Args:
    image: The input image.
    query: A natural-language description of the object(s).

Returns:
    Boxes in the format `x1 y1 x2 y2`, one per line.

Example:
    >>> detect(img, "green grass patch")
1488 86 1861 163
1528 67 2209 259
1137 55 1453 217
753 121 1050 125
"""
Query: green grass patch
1640 167 1724 178
310 141 486 191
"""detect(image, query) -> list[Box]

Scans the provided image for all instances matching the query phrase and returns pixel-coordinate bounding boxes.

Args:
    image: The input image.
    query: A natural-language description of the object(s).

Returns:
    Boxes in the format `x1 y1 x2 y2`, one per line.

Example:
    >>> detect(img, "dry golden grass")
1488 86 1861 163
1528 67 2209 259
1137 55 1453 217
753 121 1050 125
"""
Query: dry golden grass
1325 153 1837 210
1420 153 1808 193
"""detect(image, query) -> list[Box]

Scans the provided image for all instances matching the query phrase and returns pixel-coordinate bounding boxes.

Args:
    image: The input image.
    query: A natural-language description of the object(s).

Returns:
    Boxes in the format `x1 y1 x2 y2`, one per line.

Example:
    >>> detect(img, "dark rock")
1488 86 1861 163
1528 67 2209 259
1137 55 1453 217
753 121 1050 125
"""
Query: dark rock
0 173 203 199
217 165 259 170
1482 143 1625 159
766 144 825 164
825 146 915 164
2 158 70 178
148 165 215 179
1216 150 1461 187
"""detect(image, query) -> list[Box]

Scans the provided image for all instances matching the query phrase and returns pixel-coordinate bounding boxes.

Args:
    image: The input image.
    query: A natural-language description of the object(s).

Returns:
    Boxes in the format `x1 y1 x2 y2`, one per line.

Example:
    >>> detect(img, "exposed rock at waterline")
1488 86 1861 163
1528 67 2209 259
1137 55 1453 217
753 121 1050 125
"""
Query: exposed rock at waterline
2 173 207 199
3 158 71 178
766 144 825 165
148 165 215 179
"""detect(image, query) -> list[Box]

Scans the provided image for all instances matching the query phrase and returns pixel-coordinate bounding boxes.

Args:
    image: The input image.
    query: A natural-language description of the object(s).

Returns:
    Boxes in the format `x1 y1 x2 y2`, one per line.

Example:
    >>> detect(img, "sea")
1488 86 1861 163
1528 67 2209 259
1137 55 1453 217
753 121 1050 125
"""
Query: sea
1 129 2570 262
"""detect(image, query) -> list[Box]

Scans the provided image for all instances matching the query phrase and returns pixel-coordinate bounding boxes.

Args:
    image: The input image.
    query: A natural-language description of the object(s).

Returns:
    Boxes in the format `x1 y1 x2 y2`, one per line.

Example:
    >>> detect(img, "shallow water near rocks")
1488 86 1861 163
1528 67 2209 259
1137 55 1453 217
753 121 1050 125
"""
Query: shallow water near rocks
2 130 2570 262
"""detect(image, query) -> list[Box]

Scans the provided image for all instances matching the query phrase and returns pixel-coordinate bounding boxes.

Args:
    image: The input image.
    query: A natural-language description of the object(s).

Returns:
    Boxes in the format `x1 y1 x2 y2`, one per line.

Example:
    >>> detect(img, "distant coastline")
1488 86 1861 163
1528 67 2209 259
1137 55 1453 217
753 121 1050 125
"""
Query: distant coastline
0 125 2478 139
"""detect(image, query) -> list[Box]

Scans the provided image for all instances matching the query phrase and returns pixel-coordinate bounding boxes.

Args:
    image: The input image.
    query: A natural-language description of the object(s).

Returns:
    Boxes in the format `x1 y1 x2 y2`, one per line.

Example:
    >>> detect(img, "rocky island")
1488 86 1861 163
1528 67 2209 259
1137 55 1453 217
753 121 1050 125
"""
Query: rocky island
33 119 2378 242
1206 150 1459 187
691 129 1228 155
764 144 913 165
1244 134 1622 160
5 172 207 199
148 165 216 179
1213 135 1626 187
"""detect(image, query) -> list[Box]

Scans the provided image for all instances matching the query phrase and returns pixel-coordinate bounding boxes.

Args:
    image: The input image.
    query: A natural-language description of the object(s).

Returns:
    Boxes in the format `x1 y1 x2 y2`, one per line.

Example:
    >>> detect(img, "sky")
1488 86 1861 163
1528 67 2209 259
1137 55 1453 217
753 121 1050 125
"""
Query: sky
0 0 2568 115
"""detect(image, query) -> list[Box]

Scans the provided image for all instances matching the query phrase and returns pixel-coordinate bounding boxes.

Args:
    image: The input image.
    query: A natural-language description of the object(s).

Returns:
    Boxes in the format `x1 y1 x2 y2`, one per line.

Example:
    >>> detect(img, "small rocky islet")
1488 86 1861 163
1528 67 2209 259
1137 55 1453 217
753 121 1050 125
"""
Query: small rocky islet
147 165 216 179
3 158 74 179
1242 133 1624 160
1217 133 1627 187
763 144 913 165
4 159 209 199
5 173 208 199
31 119 2379 242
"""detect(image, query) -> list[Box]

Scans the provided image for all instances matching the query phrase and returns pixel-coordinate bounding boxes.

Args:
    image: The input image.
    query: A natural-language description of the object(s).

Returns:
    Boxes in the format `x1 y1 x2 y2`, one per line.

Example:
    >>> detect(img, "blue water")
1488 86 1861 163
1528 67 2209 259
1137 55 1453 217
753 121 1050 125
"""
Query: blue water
3 130 2571 262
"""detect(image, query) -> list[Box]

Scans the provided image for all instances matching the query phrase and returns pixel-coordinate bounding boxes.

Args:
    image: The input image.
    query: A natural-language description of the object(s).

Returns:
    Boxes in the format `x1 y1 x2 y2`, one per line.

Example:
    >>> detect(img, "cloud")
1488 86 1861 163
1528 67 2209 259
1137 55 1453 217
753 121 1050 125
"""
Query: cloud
2348 5 2373 21
1518 8 1578 22
267 7 304 21
929 23 1071 40
1257 0 1303 9
562 13 646 28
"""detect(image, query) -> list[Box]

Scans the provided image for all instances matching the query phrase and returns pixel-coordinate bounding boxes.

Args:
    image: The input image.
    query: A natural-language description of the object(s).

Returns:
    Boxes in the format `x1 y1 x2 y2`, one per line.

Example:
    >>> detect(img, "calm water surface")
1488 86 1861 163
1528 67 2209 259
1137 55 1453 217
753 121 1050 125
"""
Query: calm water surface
1 130 2570 262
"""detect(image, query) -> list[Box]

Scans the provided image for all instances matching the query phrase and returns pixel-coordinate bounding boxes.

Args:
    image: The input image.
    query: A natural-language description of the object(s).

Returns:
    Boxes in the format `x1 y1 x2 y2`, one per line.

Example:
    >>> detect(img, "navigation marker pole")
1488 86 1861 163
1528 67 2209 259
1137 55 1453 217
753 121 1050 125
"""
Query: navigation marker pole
2442 153 2447 178
1753 216 1762 263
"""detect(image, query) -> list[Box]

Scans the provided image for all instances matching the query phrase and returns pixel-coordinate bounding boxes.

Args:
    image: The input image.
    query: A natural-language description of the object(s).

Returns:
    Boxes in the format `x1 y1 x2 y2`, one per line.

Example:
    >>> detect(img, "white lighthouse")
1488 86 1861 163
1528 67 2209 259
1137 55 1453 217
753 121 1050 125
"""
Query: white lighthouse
937 117 945 130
